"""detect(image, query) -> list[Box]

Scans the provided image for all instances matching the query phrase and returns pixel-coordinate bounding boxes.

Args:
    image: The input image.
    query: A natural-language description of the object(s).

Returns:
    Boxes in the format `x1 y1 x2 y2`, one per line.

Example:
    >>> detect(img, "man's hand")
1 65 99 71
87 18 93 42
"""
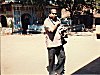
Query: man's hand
55 21 61 26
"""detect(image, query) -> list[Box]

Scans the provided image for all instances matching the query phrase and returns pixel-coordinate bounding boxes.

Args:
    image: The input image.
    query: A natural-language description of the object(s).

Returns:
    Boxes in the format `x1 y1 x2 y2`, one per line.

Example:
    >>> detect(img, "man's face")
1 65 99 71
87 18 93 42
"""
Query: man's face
49 9 57 19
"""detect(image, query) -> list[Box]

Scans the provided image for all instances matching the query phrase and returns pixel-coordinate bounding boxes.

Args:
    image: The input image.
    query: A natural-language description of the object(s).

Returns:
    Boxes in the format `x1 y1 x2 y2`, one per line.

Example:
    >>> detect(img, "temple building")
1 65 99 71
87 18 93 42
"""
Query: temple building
0 0 46 29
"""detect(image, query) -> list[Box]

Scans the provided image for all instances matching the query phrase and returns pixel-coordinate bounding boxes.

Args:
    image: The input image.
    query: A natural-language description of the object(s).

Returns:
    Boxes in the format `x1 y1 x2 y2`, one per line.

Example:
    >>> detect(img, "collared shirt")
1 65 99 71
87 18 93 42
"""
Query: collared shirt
44 17 62 48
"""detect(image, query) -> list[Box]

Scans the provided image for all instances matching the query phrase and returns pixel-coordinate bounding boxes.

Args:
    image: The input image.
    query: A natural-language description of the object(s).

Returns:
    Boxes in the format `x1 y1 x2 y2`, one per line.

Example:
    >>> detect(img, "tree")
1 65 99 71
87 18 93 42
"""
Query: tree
74 0 85 4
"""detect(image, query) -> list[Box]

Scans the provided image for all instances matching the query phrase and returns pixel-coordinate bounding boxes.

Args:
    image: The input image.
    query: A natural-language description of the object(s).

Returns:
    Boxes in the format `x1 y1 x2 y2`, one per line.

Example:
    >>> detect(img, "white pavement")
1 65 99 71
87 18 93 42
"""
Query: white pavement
65 33 100 74
1 33 100 75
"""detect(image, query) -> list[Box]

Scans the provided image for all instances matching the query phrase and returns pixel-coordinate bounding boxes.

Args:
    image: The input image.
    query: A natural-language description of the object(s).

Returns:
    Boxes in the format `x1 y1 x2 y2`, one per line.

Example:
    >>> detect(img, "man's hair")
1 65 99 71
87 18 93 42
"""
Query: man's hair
49 9 51 14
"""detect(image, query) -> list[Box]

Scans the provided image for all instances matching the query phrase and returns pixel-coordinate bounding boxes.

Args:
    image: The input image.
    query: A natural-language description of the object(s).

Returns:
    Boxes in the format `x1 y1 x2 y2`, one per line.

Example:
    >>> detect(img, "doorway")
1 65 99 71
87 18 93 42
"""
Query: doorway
21 13 31 34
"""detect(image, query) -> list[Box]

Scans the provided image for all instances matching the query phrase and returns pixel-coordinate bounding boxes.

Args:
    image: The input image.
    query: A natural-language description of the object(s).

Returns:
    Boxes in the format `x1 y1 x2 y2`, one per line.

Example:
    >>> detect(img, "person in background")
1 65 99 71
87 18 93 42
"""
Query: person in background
22 15 30 34
44 9 66 75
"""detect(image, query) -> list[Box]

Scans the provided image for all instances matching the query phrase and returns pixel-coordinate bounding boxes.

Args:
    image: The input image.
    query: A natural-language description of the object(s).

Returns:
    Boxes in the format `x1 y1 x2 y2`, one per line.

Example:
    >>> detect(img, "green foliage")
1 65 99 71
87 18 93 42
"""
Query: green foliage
96 0 100 2
9 20 13 28
95 0 100 9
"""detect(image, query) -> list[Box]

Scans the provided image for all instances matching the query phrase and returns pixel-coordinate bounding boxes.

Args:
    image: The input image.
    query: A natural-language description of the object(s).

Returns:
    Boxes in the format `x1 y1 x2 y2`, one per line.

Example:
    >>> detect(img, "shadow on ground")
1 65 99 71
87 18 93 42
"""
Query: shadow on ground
72 57 100 74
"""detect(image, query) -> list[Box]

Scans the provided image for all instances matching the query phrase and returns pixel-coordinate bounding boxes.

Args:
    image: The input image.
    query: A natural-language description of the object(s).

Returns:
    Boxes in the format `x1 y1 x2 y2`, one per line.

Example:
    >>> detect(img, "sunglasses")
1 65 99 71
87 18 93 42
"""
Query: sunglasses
52 13 57 15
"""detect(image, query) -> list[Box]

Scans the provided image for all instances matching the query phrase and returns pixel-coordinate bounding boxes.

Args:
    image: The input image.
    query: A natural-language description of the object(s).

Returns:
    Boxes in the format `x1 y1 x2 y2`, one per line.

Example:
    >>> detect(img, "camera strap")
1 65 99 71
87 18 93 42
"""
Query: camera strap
49 18 55 25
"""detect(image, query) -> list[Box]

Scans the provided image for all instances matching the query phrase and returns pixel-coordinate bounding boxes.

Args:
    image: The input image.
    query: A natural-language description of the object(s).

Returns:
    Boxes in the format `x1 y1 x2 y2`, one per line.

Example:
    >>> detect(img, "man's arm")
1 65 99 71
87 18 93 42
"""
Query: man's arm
44 19 60 32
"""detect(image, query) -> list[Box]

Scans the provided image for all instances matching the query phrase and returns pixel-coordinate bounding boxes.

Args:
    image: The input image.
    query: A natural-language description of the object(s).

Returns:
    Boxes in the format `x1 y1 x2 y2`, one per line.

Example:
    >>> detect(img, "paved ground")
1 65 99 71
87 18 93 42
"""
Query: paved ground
1 32 100 75
65 32 100 75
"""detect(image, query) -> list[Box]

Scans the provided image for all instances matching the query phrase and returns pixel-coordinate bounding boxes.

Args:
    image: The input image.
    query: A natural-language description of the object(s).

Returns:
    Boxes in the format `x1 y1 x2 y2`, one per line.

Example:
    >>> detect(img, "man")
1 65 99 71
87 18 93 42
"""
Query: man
44 9 66 75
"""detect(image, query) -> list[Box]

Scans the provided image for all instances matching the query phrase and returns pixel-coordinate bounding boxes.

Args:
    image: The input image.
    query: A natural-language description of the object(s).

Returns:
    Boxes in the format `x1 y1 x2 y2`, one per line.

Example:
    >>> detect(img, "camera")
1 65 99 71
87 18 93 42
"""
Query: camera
58 24 68 38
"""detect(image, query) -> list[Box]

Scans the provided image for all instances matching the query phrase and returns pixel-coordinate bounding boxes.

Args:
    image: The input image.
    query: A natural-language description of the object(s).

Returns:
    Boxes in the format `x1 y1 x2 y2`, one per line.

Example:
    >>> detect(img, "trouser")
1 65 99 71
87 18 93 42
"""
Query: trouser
47 45 66 75
22 29 27 34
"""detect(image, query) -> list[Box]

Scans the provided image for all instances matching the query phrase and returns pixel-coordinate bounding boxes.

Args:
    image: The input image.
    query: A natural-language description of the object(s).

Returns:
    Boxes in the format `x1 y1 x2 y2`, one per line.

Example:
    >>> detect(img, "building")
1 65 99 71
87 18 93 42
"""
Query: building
0 0 46 31
0 0 98 30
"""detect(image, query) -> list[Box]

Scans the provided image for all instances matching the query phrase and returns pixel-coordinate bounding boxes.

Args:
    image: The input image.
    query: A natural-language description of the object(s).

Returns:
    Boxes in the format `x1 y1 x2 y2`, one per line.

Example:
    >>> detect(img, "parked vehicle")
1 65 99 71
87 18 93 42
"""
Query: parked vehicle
61 18 85 32
13 24 22 34
27 24 45 34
